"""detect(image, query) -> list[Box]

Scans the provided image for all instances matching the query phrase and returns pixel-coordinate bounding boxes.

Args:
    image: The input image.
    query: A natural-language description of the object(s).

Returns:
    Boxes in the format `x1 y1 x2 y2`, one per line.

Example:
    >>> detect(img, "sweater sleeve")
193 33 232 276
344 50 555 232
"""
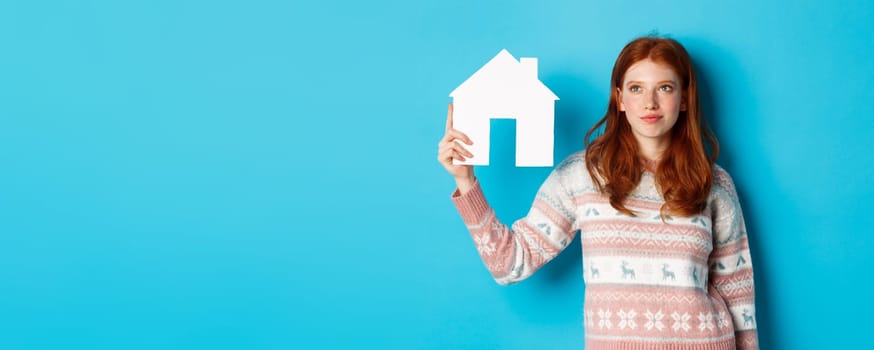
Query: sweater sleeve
708 170 759 350
451 165 579 285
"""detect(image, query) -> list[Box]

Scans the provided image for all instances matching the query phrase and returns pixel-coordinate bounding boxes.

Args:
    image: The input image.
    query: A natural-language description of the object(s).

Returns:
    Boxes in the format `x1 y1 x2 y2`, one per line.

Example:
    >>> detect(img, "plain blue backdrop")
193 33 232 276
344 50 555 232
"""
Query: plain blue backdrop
1 0 872 349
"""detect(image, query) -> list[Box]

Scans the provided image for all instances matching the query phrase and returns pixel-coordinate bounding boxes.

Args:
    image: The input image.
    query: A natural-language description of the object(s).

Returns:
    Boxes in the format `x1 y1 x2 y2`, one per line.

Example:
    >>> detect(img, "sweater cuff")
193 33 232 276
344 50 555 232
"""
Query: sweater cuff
736 329 759 350
450 179 492 225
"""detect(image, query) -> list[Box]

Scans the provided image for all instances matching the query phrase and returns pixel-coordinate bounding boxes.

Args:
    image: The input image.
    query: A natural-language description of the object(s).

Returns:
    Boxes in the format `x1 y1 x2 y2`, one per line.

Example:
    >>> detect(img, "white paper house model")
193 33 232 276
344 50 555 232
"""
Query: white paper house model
450 49 559 167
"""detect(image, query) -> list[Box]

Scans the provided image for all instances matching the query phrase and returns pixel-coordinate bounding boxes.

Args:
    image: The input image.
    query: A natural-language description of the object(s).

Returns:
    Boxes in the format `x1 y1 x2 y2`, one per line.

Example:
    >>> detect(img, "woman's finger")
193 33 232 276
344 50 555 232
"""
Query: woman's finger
437 146 473 165
439 141 456 154
438 144 458 161
445 103 454 132
439 129 470 147
440 140 472 159
452 149 466 162
451 141 474 158
446 129 473 145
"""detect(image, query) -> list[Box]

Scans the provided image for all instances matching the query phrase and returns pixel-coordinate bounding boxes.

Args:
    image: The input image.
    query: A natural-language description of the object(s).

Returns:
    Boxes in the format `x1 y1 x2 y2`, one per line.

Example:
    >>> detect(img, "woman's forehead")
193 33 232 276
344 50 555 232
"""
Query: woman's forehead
623 59 680 83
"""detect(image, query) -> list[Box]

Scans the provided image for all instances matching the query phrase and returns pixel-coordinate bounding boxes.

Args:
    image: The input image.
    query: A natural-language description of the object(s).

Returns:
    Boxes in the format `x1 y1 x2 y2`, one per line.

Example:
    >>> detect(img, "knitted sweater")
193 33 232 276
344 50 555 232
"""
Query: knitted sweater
452 152 759 350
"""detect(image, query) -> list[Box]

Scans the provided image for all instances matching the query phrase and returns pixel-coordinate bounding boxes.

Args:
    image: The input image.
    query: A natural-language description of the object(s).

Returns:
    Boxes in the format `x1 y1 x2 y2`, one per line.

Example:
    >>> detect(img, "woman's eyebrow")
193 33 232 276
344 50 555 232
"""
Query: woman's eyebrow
625 80 677 86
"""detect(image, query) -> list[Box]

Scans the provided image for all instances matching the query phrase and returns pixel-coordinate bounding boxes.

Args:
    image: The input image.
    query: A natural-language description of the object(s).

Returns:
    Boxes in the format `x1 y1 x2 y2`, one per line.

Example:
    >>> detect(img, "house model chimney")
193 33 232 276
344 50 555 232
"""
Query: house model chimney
520 57 538 79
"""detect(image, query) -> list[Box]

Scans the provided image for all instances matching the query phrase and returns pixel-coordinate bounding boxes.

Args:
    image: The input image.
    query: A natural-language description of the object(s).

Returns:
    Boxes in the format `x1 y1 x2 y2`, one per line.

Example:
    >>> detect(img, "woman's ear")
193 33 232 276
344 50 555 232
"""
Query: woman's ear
617 87 625 112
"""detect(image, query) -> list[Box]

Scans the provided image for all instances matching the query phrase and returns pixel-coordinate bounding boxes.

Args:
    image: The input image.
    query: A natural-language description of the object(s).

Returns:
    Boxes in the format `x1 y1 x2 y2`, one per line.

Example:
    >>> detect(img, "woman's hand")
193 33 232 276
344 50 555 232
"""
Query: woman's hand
437 103 476 194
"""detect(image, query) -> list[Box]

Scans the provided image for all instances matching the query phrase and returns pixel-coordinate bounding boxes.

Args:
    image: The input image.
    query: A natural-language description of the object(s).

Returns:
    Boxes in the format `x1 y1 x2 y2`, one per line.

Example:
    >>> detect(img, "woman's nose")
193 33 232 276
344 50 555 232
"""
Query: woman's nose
644 91 659 110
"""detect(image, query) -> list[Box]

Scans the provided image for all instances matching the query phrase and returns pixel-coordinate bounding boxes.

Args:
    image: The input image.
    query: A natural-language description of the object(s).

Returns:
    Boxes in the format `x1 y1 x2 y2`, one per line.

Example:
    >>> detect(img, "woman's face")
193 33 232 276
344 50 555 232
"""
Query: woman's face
617 59 686 145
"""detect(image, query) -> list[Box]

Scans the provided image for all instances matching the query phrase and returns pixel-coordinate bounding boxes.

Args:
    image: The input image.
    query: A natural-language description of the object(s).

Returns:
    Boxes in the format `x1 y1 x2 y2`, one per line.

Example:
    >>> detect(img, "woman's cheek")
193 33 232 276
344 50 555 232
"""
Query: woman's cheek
661 96 680 110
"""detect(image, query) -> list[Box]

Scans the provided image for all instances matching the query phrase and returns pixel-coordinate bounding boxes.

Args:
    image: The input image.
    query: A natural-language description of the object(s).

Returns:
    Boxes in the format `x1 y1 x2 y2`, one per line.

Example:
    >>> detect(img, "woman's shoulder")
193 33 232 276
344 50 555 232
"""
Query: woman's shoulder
710 163 740 200
553 150 590 174
549 150 598 189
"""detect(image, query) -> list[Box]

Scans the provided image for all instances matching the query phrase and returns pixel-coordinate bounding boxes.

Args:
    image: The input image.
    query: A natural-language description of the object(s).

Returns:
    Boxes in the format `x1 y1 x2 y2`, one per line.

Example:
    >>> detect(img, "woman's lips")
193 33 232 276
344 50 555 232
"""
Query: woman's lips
640 114 663 124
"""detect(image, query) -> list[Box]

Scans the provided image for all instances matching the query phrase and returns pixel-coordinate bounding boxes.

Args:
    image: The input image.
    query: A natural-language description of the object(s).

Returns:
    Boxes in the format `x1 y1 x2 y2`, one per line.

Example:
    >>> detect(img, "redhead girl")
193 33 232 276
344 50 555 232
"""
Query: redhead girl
438 36 759 349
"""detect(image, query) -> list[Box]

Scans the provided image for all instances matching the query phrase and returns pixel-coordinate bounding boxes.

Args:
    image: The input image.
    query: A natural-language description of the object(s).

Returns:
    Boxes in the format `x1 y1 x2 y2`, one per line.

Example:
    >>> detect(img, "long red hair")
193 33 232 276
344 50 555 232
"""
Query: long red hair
584 36 719 217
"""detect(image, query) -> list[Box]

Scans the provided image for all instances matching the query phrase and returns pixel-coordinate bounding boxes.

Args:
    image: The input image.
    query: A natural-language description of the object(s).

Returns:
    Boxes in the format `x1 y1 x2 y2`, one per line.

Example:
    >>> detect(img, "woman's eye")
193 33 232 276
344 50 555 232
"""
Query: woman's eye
629 86 641 92
659 85 674 92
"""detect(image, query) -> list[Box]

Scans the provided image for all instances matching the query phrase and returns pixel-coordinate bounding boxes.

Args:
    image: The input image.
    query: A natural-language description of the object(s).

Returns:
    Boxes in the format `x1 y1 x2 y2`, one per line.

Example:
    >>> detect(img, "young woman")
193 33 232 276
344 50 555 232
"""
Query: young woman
437 36 759 349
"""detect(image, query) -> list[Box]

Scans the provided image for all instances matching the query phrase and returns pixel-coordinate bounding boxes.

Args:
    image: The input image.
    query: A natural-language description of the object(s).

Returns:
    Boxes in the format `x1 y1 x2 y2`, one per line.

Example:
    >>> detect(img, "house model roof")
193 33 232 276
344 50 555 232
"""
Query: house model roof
450 49 559 101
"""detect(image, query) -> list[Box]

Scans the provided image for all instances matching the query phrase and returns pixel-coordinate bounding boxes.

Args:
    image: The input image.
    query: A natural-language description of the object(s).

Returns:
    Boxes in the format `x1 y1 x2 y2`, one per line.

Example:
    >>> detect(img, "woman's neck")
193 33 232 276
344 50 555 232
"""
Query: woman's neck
636 136 671 169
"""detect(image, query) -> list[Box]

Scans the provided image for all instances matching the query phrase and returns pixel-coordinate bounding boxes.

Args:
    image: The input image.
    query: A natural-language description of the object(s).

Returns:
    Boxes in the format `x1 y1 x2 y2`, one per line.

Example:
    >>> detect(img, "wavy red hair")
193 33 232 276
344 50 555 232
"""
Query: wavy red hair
584 36 719 217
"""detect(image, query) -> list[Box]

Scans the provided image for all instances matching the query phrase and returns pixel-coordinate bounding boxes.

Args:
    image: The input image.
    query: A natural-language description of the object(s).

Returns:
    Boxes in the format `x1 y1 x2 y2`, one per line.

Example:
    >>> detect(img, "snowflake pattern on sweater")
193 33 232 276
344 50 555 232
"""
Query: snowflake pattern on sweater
452 151 759 350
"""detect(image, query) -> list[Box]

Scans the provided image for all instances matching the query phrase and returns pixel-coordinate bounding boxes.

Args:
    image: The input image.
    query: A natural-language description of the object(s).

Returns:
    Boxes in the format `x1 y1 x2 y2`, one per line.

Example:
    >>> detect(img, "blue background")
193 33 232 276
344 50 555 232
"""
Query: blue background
1 0 872 349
